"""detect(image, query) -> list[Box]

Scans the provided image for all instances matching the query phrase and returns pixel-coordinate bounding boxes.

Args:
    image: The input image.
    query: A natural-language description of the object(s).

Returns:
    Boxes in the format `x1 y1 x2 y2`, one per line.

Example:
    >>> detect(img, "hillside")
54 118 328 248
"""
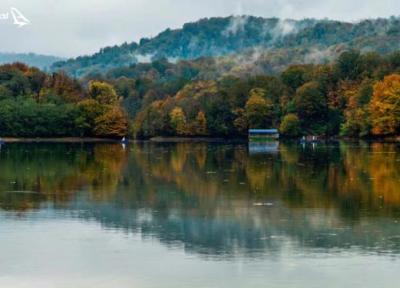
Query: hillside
0 52 64 70
51 16 400 77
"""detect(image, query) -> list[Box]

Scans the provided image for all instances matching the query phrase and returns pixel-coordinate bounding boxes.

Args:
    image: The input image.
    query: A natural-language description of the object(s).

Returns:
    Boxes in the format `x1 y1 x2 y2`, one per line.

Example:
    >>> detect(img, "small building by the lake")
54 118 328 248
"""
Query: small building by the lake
248 129 279 141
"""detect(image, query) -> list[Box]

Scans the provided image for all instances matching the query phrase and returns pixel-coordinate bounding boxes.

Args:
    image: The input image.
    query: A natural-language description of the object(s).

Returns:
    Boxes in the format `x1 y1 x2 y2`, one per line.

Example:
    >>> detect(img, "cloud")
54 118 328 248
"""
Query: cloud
270 19 299 41
0 0 398 57
223 16 249 36
303 47 338 64
136 53 154 63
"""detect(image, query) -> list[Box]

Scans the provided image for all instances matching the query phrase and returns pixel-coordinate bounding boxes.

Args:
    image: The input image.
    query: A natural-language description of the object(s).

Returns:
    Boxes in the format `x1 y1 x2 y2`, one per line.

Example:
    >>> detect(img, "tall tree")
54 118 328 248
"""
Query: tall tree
370 74 400 136
169 107 187 136
88 81 120 105
245 88 274 128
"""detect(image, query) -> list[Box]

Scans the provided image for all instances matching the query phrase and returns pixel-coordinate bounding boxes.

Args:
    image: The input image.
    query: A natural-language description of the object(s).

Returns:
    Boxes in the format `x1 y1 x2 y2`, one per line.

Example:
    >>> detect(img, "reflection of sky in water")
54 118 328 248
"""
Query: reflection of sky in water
0 212 399 288
0 142 399 287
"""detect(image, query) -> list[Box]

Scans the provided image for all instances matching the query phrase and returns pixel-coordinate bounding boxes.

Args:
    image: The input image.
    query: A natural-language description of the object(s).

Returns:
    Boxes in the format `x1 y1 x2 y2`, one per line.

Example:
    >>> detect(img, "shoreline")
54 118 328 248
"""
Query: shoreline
0 136 399 144
0 137 123 143
0 137 245 144
149 137 247 143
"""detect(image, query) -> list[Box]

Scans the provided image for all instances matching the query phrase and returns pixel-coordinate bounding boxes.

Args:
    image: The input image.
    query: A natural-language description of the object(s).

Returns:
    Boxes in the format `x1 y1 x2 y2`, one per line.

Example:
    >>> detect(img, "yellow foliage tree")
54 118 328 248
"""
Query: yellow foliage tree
370 74 400 136
88 81 120 105
195 111 207 135
245 88 274 128
169 107 187 136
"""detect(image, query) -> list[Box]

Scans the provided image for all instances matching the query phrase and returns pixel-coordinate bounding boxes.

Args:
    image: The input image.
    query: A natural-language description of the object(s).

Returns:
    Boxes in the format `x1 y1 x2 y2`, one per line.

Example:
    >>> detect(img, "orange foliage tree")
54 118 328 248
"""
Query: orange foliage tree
94 107 128 138
370 74 400 136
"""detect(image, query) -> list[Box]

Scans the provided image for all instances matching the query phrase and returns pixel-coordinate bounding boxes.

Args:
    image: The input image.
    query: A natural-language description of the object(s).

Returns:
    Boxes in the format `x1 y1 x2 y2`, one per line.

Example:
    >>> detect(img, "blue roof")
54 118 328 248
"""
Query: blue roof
249 129 279 134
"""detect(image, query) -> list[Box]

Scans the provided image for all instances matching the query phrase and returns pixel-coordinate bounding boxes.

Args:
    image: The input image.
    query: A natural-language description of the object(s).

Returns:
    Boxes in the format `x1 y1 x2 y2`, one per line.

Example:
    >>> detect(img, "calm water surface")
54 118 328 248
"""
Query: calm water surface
0 142 399 288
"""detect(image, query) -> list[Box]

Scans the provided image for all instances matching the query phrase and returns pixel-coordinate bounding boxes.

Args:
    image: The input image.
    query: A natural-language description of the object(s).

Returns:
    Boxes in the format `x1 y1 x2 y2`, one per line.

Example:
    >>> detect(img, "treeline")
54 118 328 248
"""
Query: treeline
2 50 400 139
108 50 400 138
0 63 128 138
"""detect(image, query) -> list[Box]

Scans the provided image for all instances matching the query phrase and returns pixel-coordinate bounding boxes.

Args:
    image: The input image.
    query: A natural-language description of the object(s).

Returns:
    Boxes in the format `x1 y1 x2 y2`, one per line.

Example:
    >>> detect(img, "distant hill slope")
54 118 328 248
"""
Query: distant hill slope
51 16 400 77
0 53 63 70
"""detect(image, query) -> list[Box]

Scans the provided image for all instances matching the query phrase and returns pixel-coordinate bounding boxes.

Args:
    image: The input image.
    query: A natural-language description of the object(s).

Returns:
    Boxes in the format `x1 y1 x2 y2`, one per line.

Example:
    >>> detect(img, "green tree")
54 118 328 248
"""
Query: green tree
281 65 312 92
0 85 12 101
280 114 301 137
335 50 363 80
77 99 105 135
295 81 328 132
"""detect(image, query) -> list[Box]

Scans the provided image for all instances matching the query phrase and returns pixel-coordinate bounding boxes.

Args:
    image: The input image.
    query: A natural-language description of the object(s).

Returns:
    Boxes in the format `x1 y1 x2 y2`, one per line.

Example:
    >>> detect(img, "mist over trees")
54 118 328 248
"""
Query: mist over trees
51 16 400 77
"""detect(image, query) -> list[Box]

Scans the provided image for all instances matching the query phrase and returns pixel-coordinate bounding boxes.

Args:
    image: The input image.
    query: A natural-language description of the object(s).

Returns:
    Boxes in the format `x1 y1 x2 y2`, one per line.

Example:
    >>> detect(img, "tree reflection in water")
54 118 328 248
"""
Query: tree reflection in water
0 142 399 258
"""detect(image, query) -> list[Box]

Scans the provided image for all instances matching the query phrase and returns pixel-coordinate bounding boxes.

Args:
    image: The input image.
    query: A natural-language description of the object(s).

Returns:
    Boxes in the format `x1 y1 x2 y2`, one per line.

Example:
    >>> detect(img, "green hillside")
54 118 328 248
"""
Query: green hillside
52 16 400 77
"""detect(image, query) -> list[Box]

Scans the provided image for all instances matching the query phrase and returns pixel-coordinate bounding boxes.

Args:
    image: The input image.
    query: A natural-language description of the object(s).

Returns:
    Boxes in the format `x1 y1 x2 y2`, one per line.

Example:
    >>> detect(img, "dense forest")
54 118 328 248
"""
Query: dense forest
1 50 400 139
114 50 400 138
0 63 128 138
51 16 400 77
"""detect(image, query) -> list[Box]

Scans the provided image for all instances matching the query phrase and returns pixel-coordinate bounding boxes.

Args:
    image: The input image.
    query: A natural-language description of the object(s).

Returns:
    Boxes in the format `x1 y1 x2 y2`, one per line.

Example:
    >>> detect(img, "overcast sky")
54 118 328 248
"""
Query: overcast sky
0 0 399 58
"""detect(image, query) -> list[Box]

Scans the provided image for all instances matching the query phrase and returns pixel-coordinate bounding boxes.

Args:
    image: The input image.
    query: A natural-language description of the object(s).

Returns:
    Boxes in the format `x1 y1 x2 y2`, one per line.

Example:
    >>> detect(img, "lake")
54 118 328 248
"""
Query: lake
0 141 399 288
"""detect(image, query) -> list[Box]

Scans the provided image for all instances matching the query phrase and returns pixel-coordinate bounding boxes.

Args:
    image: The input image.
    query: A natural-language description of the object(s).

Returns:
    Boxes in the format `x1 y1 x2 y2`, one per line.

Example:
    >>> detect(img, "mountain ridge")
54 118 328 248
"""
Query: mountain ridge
51 15 400 77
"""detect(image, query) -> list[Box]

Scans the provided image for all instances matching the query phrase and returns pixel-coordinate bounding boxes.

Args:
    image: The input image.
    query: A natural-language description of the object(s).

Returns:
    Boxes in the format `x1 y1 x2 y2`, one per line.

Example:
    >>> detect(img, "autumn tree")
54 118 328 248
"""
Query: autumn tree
26 67 47 102
245 88 274 129
93 107 128 138
233 108 248 135
88 81 120 105
341 80 373 137
280 114 301 137
370 74 400 136
46 72 83 103
195 111 207 135
169 107 187 135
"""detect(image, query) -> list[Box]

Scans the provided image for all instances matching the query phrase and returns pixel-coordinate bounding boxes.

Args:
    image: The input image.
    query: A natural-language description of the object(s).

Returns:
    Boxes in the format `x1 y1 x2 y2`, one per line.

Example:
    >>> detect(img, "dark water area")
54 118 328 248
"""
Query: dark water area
0 142 399 287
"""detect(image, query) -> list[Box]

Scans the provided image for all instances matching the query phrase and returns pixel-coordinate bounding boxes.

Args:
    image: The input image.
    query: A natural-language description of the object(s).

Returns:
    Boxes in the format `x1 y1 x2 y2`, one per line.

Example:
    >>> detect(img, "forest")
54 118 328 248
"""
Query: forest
112 50 400 139
1 50 400 139
51 16 400 77
0 63 128 138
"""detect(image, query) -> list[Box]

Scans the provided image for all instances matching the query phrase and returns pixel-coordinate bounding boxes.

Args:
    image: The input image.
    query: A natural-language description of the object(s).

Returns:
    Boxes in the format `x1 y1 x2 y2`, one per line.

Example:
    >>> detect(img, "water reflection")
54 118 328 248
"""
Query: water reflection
0 142 400 258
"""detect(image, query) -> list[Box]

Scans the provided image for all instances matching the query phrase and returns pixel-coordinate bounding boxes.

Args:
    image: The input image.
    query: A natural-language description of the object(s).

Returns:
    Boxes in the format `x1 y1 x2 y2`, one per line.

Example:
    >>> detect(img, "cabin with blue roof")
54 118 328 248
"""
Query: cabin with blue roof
248 129 279 141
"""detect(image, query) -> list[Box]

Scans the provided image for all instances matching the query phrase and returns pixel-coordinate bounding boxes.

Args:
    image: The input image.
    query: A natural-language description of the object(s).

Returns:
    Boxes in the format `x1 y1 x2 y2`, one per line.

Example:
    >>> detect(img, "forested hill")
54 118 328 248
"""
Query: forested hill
0 53 63 70
51 16 400 77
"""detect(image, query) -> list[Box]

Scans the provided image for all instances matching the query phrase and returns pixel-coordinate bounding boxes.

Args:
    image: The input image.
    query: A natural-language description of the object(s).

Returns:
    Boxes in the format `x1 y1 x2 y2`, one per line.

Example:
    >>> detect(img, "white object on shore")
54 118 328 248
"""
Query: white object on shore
253 202 274 207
